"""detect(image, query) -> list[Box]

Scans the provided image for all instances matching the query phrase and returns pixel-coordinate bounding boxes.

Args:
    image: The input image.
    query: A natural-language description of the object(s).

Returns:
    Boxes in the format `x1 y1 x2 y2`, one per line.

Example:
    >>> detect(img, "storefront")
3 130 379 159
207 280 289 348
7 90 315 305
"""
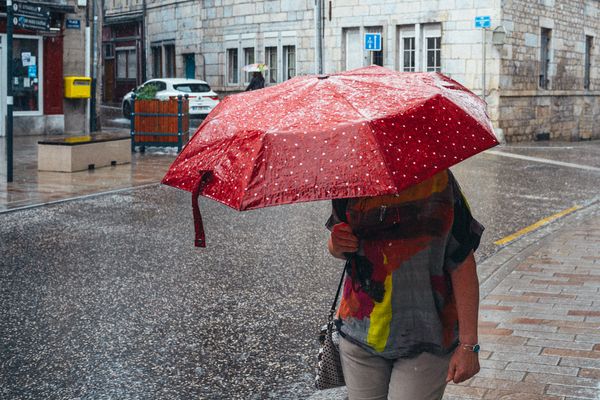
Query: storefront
102 14 144 104
1 2 78 136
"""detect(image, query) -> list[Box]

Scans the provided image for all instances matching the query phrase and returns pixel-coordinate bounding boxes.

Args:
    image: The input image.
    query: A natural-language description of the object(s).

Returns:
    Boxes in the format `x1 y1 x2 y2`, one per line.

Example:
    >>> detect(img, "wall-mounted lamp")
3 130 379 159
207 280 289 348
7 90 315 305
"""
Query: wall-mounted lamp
492 26 507 46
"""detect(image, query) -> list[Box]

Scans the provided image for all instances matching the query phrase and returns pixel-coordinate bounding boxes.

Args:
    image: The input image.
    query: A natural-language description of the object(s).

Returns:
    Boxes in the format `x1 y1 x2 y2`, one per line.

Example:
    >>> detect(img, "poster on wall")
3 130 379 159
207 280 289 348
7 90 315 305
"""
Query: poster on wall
28 65 37 78
22 52 32 66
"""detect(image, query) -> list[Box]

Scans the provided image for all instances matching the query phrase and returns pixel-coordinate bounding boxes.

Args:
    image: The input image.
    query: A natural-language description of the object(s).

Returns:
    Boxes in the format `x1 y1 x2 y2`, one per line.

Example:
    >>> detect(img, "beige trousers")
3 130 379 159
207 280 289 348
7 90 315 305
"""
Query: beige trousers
339 337 451 400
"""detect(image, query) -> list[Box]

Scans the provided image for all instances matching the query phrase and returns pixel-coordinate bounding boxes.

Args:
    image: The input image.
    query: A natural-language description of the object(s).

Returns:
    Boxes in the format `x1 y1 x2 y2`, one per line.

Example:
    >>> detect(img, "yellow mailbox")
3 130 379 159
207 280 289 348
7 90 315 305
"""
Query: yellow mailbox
64 76 92 98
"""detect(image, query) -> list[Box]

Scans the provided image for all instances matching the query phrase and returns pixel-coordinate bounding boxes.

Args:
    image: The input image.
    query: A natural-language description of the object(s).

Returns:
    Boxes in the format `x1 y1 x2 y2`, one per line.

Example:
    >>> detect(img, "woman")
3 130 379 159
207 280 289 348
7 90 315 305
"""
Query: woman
326 170 481 400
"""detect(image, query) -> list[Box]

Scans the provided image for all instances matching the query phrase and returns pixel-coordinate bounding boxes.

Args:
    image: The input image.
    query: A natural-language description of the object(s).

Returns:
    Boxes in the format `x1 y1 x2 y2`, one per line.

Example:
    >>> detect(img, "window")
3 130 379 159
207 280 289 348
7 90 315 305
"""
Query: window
403 37 416 71
540 28 551 89
12 37 41 112
366 27 383 66
103 43 114 59
398 27 416 72
425 37 441 72
227 48 239 84
164 44 176 78
265 46 278 84
344 28 362 71
174 83 211 93
244 47 255 83
584 36 593 90
144 80 167 92
152 46 162 78
283 45 296 80
116 48 136 79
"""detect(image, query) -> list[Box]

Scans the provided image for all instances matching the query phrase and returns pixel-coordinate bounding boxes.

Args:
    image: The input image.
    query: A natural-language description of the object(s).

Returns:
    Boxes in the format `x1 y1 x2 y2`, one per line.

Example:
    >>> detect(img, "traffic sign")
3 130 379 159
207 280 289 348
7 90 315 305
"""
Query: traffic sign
365 33 382 51
12 1 50 18
475 16 491 28
13 14 50 31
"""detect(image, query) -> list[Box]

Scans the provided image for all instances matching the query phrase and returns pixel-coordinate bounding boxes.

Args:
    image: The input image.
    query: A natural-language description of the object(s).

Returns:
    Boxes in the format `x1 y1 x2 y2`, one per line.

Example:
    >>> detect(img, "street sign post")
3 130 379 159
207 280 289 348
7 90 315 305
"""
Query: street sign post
12 1 50 18
66 19 81 29
475 16 492 100
365 33 382 51
14 15 51 31
12 1 51 31
474 16 491 29
6 0 14 182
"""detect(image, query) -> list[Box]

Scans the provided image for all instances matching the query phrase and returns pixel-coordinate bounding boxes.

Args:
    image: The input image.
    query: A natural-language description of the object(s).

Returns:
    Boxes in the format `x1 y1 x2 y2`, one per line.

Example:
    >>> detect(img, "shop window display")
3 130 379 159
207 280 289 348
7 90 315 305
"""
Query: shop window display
13 38 40 112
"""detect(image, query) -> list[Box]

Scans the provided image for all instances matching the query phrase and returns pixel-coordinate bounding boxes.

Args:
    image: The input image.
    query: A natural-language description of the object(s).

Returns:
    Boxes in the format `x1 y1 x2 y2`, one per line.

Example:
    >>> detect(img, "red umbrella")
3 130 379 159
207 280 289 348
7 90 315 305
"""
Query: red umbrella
162 66 499 247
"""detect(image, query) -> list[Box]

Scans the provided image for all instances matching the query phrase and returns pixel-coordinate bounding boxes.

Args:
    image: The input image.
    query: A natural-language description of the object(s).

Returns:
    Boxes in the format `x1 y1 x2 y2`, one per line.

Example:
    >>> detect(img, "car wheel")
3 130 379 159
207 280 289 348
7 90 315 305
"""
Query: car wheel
123 102 132 119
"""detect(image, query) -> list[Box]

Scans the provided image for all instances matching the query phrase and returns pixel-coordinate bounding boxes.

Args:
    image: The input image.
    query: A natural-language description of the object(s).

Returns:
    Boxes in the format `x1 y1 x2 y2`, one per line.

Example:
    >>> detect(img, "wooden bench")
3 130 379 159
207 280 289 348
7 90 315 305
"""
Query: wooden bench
38 134 131 172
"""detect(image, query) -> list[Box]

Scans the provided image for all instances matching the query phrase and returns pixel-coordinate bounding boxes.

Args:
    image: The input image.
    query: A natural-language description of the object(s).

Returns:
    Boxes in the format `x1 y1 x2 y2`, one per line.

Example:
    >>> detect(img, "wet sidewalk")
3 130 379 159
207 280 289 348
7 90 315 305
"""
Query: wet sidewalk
0 132 176 212
445 202 600 399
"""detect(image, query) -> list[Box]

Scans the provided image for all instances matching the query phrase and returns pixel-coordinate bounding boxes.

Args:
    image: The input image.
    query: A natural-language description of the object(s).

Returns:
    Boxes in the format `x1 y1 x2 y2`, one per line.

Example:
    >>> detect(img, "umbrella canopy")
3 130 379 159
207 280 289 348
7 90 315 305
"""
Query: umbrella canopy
242 63 269 72
162 66 499 246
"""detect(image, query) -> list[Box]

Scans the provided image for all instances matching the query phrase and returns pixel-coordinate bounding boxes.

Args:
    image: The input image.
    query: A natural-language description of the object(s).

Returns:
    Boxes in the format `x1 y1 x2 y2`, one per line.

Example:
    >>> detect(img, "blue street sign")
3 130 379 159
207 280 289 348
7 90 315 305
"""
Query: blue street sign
475 16 491 28
66 19 80 29
365 33 382 51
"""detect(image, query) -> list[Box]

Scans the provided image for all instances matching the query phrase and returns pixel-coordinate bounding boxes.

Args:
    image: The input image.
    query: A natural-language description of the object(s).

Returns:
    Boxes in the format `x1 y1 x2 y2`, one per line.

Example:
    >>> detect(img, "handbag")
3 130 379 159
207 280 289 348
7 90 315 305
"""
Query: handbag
315 263 347 390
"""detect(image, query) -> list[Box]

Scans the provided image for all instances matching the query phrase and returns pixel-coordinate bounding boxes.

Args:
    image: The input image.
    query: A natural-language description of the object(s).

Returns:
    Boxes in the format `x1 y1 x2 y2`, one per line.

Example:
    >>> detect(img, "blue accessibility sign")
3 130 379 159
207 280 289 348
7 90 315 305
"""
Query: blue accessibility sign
475 16 491 28
365 33 382 51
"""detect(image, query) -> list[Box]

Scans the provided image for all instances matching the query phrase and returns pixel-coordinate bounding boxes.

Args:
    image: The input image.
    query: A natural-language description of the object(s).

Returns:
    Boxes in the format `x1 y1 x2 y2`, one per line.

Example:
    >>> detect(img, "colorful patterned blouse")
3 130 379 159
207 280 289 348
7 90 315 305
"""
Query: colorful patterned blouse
326 170 483 359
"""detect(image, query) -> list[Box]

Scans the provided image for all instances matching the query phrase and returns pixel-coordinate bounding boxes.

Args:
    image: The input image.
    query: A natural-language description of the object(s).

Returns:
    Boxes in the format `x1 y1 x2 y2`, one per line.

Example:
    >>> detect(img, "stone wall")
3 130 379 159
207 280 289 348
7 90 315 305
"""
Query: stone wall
198 0 315 92
499 0 600 141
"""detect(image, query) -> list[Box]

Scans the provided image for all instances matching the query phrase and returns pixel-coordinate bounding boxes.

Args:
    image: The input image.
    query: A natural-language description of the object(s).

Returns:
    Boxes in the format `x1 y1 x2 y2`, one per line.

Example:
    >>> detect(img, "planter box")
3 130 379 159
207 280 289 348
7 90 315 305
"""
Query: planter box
133 97 189 149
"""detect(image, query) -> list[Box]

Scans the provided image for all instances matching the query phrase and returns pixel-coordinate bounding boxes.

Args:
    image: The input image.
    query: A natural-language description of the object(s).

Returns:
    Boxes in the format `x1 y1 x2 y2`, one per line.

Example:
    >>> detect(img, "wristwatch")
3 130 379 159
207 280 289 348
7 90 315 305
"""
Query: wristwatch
460 343 481 353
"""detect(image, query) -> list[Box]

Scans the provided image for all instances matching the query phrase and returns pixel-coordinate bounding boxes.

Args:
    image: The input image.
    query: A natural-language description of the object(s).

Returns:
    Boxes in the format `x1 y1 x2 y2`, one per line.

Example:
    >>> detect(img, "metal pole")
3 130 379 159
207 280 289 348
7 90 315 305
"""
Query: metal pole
90 0 98 132
314 0 323 74
6 0 14 182
482 28 486 100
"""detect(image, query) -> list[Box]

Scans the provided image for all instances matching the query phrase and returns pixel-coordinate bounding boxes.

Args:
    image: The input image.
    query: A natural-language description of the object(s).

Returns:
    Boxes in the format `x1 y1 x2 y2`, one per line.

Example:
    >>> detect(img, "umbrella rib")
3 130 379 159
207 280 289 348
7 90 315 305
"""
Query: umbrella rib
323 84 372 122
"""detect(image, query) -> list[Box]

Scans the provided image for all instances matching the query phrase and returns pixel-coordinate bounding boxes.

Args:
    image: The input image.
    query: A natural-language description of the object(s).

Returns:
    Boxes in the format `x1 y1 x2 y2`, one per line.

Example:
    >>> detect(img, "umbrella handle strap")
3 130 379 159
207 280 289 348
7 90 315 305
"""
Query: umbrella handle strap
192 171 212 248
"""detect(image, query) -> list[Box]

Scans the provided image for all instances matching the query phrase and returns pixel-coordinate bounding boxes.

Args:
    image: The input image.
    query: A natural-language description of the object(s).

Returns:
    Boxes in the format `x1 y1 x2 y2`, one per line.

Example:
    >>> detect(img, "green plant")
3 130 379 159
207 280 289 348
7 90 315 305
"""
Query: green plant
135 84 158 100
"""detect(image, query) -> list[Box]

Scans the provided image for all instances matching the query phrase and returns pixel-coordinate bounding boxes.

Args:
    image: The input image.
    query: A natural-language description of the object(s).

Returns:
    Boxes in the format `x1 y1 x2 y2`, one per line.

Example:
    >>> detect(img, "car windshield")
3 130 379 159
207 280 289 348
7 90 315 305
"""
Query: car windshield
173 83 211 93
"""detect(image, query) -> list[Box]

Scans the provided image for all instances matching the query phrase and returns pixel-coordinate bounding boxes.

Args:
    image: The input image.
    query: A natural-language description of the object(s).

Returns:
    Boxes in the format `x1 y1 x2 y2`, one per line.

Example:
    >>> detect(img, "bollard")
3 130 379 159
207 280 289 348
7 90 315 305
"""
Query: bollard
130 93 136 152
177 94 187 153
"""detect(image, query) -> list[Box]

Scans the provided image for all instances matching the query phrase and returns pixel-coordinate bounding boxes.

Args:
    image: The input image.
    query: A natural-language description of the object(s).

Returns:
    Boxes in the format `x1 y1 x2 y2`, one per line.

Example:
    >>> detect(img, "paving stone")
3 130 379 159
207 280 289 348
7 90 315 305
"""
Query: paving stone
506 362 579 376
546 384 600 399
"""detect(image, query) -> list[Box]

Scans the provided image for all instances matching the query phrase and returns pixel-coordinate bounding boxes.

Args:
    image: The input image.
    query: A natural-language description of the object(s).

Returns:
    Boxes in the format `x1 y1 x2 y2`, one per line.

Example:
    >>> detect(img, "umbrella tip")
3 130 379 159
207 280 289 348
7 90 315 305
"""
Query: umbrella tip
317 75 329 80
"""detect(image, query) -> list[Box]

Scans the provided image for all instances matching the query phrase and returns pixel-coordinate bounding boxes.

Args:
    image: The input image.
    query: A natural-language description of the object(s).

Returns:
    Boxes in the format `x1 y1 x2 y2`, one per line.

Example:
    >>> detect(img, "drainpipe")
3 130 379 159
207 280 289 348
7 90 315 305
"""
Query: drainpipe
314 0 323 74
141 0 147 82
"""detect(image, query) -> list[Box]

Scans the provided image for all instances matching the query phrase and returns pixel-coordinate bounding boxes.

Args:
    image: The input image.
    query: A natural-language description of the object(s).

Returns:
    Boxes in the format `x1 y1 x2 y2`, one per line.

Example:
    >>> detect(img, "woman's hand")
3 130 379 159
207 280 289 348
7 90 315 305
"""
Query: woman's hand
446 346 480 384
328 222 359 259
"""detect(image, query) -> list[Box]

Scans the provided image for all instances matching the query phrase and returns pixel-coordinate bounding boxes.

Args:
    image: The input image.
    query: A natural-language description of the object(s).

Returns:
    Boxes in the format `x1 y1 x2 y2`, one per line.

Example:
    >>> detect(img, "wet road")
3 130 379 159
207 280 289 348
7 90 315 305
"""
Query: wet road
1 140 600 399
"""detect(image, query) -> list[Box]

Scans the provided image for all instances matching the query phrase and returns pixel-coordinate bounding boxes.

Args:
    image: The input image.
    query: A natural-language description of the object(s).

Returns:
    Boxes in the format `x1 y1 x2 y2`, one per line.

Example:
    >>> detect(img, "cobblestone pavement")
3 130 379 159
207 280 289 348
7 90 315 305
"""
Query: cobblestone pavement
444 203 600 399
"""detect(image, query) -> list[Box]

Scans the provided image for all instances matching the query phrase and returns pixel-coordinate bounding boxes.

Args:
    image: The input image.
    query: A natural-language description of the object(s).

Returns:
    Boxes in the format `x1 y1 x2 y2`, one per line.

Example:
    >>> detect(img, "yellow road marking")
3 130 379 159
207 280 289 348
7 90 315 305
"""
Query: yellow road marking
494 205 582 246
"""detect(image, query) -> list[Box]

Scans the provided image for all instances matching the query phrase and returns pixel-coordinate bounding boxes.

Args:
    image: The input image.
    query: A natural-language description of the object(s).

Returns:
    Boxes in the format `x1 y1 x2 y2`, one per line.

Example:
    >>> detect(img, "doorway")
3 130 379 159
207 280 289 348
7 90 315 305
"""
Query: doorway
184 54 195 79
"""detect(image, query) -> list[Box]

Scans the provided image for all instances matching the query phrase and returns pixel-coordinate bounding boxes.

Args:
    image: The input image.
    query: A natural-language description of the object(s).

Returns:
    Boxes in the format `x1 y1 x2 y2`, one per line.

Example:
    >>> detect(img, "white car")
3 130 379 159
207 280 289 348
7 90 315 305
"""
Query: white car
122 78 220 119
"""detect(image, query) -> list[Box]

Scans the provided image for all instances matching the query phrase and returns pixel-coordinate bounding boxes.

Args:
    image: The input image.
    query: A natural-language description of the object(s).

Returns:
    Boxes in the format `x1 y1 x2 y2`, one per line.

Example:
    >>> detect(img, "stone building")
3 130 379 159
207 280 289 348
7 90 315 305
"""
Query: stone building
1 0 101 136
102 0 600 142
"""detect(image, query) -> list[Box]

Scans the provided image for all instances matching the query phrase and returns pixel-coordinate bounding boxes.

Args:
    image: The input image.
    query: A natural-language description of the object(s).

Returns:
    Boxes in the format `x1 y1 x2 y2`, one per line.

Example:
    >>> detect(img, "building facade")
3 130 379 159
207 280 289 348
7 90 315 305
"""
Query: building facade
1 0 100 136
102 0 600 142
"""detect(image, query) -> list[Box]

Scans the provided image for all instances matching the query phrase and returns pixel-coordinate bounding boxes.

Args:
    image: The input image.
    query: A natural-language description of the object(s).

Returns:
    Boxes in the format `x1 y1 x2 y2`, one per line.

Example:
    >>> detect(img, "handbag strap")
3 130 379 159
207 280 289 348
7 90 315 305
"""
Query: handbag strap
328 258 349 322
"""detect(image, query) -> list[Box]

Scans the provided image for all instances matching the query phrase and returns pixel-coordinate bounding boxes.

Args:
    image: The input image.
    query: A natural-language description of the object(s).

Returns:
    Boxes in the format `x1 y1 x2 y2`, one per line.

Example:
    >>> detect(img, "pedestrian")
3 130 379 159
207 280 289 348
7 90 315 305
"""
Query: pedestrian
245 71 265 91
326 169 482 400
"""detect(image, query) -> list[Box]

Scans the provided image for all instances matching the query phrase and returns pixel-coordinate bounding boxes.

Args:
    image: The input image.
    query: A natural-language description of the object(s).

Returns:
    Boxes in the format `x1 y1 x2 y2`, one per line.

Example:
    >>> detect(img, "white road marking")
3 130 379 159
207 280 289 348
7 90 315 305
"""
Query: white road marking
485 150 600 172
